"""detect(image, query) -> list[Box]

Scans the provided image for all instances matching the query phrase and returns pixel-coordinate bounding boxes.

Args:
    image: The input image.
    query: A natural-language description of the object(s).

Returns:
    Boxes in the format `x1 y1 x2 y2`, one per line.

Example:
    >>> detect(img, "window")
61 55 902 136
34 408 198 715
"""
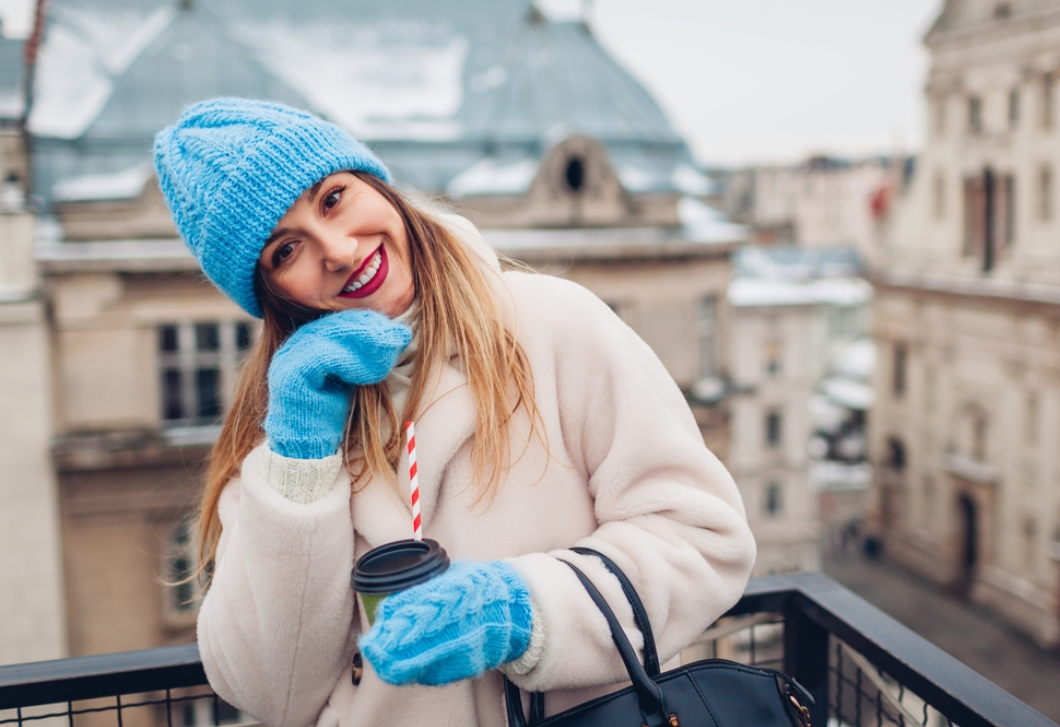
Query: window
963 171 1010 267
1042 72 1054 131
963 175 985 257
933 96 947 138
1025 393 1038 445
1022 517 1037 573
999 174 1016 248
158 320 254 426
892 342 907 398
1009 88 1020 128
888 437 906 472
765 410 782 447
1039 164 1052 221
165 519 199 618
829 306 860 338
972 414 988 461
764 481 783 518
968 96 983 134
764 340 782 378
564 156 586 193
933 171 945 219
697 296 718 378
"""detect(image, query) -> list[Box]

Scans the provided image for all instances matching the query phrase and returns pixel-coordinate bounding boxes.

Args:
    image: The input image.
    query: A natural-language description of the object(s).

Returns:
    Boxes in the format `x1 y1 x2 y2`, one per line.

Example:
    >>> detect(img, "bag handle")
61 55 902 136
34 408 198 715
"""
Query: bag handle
506 558 670 727
569 548 660 677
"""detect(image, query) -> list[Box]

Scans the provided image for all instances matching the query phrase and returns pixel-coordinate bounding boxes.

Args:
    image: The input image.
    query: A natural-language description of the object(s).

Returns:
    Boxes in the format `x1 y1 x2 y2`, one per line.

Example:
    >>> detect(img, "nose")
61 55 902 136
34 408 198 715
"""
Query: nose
319 231 356 273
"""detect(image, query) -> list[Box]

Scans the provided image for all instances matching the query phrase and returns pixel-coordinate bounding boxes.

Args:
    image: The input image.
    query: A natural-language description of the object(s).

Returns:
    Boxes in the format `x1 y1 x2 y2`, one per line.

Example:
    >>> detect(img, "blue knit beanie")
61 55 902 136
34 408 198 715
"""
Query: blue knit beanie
153 98 391 318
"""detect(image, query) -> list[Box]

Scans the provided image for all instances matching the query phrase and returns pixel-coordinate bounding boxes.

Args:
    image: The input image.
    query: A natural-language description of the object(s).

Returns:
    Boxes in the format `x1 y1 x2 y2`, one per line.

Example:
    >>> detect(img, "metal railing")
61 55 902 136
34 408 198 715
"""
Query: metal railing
0 572 1056 727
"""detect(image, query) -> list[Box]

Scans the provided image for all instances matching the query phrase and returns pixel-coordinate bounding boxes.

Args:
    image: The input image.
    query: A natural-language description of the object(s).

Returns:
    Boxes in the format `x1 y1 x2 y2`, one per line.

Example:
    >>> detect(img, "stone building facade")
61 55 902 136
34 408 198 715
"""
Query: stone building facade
725 156 896 257
0 33 67 667
869 0 1060 648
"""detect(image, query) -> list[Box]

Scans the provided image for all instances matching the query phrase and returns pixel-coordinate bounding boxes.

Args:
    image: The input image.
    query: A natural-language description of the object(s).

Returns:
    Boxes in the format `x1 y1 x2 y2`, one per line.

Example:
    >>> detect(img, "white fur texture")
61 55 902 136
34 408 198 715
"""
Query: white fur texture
197 219 756 727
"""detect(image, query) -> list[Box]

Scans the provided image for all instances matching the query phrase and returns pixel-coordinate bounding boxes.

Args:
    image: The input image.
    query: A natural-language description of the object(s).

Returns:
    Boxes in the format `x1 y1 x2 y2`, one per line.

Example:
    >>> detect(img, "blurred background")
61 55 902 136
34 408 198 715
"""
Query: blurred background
2 0 1060 721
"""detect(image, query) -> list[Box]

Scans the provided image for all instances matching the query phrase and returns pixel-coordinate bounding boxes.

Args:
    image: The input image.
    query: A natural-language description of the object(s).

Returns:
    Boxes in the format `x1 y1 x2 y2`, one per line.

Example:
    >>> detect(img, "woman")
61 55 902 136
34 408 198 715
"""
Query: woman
154 98 755 727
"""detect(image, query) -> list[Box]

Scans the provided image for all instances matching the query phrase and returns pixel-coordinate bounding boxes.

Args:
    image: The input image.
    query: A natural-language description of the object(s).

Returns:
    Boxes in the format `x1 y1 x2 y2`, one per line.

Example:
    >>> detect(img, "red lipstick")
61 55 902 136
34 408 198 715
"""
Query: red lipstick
339 246 389 299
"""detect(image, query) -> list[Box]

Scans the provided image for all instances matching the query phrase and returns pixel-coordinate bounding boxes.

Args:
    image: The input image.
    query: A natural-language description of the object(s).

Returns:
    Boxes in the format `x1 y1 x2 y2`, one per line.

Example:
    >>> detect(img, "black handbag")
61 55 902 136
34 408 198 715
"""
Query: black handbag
504 548 813 727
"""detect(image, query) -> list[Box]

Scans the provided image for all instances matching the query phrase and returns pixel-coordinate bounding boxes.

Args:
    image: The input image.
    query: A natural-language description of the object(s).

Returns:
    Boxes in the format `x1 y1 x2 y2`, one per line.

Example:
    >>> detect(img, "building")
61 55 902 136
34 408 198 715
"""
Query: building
0 28 67 667
725 156 899 258
869 0 1060 648
14 0 754 665
727 247 873 575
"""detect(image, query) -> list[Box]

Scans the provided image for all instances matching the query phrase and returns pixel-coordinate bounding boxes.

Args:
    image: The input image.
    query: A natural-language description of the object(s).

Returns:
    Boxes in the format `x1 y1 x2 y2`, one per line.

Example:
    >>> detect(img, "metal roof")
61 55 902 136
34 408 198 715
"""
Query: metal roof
28 0 698 209
0 38 25 121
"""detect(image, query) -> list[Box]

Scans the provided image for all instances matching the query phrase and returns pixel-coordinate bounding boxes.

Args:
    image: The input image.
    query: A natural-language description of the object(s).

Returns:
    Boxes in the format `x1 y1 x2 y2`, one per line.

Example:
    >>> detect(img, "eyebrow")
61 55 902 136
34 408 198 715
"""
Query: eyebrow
262 179 327 249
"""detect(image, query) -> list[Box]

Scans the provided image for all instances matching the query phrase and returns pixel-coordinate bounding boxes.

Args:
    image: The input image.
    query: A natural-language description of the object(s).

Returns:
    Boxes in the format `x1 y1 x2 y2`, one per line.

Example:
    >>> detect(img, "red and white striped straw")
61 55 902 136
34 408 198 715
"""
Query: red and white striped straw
406 421 422 541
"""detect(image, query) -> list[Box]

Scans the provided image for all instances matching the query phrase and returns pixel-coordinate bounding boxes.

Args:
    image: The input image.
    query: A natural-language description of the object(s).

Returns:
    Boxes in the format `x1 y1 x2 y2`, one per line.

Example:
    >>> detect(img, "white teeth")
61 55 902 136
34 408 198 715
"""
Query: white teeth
343 251 382 293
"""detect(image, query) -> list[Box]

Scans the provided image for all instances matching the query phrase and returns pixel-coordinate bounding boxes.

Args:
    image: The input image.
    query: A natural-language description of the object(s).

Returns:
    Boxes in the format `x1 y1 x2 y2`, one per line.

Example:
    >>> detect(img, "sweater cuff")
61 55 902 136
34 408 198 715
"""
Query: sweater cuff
258 446 344 504
498 601 545 676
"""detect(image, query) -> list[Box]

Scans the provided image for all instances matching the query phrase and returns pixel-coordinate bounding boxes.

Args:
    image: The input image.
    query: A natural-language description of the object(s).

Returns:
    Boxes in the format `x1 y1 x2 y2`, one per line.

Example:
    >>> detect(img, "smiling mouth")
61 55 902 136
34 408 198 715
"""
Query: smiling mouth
339 246 388 299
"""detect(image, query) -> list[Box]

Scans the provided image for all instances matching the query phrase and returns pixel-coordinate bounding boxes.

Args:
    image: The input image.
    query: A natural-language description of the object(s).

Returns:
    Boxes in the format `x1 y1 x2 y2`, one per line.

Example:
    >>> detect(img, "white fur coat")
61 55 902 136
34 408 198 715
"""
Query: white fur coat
197 219 756 727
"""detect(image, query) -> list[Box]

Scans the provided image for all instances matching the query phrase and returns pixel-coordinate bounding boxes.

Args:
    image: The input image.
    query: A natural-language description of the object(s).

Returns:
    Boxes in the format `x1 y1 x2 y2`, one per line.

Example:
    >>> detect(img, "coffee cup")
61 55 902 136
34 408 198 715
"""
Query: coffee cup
351 538 450 625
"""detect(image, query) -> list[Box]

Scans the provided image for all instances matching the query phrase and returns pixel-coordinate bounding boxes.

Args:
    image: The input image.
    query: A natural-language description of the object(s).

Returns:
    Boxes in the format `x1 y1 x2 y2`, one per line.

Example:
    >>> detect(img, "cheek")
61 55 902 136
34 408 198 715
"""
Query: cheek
276 265 320 301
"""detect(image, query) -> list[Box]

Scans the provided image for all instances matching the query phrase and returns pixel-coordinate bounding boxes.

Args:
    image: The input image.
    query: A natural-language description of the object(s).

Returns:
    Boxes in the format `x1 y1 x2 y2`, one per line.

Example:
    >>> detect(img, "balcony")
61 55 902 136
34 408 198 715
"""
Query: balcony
1 572 1056 727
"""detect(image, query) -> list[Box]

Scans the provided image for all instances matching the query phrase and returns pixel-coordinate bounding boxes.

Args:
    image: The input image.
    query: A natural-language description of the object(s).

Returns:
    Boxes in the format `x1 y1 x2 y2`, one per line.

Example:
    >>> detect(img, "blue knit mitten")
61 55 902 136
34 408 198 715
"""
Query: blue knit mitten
360 561 534 686
264 309 412 460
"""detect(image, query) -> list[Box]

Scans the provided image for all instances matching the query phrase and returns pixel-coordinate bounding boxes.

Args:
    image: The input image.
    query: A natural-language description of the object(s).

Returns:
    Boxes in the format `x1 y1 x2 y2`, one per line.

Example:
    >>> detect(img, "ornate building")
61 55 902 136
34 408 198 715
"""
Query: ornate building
13 0 750 667
870 0 1060 648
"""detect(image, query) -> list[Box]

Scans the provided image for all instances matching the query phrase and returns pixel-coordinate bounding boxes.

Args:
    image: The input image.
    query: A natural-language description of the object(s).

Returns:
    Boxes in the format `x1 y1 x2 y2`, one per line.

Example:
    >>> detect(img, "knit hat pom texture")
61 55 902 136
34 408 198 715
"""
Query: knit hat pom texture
154 98 391 317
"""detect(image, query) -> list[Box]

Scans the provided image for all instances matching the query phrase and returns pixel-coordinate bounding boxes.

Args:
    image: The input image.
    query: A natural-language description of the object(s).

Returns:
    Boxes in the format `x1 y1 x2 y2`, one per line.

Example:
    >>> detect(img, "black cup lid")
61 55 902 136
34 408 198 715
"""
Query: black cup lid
351 538 450 595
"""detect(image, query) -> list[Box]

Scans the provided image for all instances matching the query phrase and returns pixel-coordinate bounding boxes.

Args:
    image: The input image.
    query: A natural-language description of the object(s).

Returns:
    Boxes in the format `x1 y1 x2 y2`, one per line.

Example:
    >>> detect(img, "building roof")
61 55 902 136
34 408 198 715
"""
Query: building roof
28 0 698 209
0 37 25 122
926 0 1060 41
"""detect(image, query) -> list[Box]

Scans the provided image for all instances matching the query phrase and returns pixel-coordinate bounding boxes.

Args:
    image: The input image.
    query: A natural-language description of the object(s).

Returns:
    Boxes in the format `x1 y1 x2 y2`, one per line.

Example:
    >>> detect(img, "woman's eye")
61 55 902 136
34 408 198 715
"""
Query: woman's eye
323 187 343 212
272 242 296 267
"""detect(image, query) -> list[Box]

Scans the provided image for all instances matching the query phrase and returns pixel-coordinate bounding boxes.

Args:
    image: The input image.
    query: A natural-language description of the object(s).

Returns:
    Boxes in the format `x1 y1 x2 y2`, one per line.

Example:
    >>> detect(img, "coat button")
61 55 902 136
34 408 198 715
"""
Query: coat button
352 652 363 685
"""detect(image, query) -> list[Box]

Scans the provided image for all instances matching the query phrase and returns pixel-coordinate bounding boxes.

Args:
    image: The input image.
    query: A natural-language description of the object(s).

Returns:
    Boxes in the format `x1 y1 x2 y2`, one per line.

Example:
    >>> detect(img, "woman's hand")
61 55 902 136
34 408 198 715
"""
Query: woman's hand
264 309 412 460
360 561 534 685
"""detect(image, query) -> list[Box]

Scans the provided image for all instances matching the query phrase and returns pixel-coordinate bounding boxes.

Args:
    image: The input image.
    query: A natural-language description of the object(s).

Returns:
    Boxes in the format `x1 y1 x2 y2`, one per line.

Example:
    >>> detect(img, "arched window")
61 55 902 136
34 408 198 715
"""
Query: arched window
564 156 586 193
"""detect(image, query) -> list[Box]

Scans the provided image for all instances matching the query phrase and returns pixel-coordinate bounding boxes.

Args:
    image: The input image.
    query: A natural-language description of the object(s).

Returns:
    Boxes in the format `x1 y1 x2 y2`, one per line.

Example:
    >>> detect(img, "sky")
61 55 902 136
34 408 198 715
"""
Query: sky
0 0 942 167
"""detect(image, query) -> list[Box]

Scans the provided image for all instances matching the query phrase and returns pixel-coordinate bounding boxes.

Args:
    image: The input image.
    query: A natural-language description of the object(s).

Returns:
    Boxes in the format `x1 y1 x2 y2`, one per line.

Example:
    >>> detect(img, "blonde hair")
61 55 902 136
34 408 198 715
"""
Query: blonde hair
196 173 541 579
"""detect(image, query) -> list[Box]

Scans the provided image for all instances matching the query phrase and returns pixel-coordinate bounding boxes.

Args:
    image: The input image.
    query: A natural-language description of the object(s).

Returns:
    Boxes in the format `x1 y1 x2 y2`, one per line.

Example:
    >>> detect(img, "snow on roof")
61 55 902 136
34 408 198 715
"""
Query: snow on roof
734 245 862 280
810 394 850 434
446 157 539 198
28 6 175 139
820 376 874 411
829 337 875 381
616 164 656 193
672 164 713 196
231 21 466 140
812 461 871 491
728 276 871 308
52 163 153 203
0 92 22 121
678 197 748 243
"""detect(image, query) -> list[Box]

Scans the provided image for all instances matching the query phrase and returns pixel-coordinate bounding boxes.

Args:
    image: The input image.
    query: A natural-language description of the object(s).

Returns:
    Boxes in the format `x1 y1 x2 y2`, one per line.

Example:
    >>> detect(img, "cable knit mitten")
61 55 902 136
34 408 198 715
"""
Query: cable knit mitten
264 309 412 460
360 561 534 686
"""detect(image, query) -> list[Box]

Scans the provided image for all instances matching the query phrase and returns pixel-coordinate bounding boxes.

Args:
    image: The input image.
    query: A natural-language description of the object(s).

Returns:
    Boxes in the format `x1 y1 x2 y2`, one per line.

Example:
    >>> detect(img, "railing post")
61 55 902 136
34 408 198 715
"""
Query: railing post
784 596 829 727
